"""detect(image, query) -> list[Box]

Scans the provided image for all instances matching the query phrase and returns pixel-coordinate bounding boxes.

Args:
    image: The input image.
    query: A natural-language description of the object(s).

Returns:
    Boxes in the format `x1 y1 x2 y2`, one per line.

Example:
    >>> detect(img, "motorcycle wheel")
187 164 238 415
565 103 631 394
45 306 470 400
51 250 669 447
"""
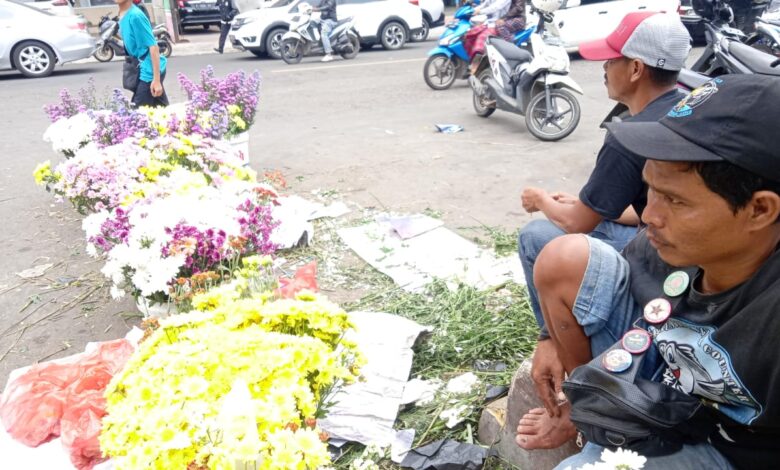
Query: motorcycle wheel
93 45 114 62
525 88 581 142
281 38 303 64
423 54 457 91
472 69 496 118
159 40 173 58
340 35 360 60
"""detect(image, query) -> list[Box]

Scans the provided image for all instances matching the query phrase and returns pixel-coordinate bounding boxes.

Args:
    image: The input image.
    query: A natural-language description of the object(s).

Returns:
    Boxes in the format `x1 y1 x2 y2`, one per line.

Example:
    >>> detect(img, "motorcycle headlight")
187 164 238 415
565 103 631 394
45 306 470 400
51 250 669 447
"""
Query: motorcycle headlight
439 35 460 46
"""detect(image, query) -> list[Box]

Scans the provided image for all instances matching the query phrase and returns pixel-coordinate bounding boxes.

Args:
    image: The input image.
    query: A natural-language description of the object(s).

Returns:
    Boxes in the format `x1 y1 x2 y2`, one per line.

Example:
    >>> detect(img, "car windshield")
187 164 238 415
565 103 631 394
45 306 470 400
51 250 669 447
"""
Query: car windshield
7 0 55 16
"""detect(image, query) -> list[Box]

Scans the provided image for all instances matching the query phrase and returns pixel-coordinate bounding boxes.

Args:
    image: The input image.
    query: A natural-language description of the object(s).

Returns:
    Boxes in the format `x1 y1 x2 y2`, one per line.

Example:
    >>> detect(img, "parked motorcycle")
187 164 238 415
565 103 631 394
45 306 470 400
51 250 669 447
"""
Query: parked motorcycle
280 3 359 64
93 14 173 63
423 4 537 90
469 2 582 142
746 5 780 57
690 0 780 76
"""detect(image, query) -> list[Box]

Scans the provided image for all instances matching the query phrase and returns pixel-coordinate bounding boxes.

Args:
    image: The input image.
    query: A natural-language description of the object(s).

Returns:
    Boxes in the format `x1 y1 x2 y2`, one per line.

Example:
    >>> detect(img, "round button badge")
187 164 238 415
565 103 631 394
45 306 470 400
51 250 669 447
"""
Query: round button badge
664 271 690 297
602 348 633 373
643 298 672 324
621 329 652 354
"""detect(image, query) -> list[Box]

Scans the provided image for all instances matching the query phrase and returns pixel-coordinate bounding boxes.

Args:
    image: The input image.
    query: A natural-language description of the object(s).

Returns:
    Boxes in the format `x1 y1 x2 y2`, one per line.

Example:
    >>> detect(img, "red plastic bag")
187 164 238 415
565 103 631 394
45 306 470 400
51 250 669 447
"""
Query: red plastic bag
60 390 108 470
0 338 134 469
277 261 318 299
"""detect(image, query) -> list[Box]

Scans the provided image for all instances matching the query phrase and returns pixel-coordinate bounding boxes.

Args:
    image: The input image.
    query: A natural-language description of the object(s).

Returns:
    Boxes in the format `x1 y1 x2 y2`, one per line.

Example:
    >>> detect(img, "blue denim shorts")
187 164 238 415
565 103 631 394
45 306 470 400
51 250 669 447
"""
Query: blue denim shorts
573 236 660 380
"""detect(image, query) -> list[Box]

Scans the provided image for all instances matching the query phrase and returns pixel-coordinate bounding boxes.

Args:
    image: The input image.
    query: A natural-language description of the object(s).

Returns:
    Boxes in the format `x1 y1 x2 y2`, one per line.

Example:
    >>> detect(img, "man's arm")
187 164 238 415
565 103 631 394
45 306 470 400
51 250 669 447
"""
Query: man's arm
522 187 603 234
149 45 163 97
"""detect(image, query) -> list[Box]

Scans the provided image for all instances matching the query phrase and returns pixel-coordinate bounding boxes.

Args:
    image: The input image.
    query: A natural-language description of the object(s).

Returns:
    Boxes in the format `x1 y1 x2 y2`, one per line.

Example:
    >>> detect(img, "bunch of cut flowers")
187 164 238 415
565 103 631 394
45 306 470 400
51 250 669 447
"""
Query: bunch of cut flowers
94 181 279 305
34 133 255 215
100 257 364 470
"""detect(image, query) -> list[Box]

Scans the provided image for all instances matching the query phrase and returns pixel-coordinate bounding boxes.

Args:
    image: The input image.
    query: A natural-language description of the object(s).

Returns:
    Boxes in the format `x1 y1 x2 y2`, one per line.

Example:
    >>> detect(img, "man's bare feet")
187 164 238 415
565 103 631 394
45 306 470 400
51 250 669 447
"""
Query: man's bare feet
515 405 577 450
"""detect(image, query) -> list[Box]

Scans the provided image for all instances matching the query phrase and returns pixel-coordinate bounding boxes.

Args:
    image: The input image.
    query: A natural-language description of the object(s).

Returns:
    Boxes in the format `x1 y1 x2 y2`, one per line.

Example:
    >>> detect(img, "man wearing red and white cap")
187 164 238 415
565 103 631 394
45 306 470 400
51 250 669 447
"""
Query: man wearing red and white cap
515 10 691 453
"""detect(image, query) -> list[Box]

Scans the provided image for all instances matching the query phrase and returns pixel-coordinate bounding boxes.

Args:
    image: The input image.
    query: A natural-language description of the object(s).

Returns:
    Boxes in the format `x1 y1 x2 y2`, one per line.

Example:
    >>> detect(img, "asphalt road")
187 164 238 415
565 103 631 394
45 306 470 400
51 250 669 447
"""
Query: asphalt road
0 38 621 383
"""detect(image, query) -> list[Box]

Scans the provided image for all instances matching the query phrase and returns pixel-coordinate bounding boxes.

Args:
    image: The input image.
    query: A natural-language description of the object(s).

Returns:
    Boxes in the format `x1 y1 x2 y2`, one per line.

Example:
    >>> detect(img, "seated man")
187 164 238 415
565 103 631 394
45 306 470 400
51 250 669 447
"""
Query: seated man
517 74 780 469
518 12 691 330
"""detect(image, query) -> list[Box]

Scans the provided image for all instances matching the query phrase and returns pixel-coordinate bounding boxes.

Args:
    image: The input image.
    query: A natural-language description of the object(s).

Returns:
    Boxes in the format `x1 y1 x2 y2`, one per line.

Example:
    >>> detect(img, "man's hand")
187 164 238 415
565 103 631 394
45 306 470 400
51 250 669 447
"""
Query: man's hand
531 339 566 418
521 187 548 213
550 191 577 205
150 78 163 97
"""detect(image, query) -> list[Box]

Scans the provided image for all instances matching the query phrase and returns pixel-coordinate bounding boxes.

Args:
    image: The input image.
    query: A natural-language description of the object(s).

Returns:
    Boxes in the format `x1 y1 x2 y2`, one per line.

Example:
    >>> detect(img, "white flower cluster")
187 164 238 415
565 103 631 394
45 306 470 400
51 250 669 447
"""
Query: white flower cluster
42 112 98 155
572 448 647 470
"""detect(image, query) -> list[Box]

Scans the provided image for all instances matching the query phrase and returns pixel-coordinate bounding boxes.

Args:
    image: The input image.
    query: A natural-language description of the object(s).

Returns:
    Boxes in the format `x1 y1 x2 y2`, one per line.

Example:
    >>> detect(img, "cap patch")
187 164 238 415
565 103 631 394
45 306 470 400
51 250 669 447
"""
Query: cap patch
668 79 721 118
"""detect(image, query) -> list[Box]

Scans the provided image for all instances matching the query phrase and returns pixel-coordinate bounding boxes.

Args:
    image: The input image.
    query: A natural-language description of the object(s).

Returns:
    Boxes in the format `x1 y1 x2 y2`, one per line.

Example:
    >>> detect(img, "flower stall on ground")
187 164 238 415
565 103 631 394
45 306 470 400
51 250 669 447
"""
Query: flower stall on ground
2 68 370 470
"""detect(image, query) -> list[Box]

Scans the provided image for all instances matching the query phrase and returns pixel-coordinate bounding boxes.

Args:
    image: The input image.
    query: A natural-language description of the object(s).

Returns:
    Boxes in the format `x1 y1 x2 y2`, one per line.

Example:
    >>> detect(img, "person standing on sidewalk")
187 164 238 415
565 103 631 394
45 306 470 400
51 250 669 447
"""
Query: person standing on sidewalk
214 0 238 54
117 0 168 107
314 0 338 62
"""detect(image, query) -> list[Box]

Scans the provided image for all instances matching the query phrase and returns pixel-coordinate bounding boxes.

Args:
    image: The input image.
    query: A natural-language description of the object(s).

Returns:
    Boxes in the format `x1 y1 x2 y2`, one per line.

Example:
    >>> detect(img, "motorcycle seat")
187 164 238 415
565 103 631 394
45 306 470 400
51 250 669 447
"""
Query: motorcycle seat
729 41 780 75
489 37 533 64
335 17 352 27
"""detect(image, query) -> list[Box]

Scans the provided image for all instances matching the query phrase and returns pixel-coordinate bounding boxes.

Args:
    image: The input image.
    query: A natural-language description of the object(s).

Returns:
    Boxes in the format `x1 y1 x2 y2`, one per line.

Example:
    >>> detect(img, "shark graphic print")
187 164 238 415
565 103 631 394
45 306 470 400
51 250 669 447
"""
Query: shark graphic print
649 318 763 425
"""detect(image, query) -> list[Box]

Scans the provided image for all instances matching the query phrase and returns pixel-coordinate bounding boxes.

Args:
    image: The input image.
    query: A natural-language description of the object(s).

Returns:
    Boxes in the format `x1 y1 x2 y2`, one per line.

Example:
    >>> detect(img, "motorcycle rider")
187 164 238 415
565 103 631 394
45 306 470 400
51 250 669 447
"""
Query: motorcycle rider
313 0 338 62
474 0 511 21
496 0 527 41
727 0 770 34
214 0 238 54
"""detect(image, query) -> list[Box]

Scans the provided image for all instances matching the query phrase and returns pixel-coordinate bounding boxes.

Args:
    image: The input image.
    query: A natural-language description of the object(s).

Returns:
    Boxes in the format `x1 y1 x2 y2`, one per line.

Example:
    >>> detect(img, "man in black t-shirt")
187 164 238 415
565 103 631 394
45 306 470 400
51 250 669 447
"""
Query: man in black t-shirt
518 75 780 469
518 12 691 348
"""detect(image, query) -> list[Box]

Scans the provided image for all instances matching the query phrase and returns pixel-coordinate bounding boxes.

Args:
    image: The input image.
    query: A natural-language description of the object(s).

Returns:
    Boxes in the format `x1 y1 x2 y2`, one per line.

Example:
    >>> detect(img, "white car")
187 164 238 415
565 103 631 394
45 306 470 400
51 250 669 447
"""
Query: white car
411 0 445 42
0 0 95 78
552 0 680 52
17 0 74 16
230 0 424 58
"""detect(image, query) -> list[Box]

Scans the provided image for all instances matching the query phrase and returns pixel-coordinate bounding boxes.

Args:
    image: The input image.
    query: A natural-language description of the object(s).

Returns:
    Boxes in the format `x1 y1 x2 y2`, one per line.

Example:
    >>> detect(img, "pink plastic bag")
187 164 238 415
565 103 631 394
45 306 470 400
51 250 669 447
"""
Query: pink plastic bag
0 338 134 469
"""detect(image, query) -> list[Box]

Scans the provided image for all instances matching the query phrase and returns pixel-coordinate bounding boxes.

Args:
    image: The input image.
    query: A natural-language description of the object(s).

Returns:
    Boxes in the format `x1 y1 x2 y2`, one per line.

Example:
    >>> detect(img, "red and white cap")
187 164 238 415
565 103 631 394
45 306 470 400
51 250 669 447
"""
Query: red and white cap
579 12 691 71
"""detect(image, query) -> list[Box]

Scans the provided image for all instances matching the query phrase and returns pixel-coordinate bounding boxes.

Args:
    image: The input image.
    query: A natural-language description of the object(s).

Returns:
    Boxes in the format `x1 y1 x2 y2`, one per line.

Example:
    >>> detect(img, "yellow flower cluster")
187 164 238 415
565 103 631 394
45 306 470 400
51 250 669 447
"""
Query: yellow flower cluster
100 264 364 470
33 160 59 186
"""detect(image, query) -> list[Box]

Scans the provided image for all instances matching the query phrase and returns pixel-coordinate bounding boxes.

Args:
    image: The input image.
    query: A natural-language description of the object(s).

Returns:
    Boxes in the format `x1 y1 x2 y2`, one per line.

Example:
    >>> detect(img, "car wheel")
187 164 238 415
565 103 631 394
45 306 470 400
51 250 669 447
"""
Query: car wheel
249 48 265 58
411 17 430 42
380 21 406 50
14 41 56 78
265 28 287 60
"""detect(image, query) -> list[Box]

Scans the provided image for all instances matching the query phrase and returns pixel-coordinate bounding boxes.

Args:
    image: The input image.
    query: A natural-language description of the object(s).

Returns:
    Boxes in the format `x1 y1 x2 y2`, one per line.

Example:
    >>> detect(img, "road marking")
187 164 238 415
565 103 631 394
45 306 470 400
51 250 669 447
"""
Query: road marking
271 57 426 73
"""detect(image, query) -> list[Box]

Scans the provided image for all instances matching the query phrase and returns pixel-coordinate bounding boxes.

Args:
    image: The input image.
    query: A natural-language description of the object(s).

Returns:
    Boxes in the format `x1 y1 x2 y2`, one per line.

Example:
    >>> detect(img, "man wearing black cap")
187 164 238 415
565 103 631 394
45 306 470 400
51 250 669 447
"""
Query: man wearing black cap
517 75 780 469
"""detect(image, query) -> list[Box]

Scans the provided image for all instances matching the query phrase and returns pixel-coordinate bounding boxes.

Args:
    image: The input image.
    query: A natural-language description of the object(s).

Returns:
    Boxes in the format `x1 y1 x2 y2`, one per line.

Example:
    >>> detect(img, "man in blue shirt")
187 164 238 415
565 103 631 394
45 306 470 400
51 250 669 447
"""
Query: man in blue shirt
117 0 168 107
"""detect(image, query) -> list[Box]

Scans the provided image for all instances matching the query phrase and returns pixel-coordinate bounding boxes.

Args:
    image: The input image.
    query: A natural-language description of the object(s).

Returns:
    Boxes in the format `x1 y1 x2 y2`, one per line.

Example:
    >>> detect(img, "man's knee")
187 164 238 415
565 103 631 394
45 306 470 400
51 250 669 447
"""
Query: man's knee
533 234 589 293
518 220 565 259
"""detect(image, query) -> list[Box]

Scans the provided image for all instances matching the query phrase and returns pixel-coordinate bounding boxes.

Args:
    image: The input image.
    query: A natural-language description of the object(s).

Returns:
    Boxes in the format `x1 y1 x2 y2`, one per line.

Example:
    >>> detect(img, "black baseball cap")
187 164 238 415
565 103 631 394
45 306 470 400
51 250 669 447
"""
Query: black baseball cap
605 74 780 182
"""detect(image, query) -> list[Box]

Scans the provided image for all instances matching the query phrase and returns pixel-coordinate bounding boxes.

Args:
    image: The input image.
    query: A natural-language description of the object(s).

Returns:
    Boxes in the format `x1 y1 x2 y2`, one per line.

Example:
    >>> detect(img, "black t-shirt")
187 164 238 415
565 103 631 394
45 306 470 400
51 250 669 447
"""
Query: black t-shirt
579 90 685 220
624 232 780 469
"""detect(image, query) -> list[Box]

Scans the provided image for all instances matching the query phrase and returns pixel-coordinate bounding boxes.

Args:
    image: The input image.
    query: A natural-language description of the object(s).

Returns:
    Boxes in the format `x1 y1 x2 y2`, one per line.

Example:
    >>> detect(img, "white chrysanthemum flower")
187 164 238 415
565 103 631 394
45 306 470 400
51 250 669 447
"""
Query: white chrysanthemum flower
599 448 647 470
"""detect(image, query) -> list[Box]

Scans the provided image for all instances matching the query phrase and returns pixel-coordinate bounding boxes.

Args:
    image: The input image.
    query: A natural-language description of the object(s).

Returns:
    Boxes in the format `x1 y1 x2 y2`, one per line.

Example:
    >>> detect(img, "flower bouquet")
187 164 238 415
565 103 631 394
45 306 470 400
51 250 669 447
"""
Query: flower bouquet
100 267 364 470
96 182 278 308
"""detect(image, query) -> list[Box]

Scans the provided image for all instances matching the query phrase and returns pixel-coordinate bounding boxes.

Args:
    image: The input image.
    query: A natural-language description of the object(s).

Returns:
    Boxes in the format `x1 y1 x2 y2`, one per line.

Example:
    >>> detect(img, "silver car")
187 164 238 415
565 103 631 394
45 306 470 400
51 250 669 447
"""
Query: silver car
0 0 96 78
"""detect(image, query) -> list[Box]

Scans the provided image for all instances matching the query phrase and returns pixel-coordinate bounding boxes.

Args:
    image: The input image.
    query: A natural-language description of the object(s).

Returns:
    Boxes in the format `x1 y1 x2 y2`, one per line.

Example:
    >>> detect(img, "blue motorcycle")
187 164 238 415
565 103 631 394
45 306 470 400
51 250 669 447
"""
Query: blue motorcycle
423 6 537 90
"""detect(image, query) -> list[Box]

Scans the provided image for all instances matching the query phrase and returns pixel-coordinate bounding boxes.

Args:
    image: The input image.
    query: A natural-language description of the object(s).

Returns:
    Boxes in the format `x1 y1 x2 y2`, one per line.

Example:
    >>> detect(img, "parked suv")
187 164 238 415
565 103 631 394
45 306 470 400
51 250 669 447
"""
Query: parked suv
178 0 221 32
230 0 424 58
553 0 680 52
410 0 444 41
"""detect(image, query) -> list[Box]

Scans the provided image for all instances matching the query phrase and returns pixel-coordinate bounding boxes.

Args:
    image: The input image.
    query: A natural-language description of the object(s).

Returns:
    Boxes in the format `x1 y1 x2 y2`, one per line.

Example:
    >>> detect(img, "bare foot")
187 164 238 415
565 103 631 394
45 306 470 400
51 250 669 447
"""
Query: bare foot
515 405 577 450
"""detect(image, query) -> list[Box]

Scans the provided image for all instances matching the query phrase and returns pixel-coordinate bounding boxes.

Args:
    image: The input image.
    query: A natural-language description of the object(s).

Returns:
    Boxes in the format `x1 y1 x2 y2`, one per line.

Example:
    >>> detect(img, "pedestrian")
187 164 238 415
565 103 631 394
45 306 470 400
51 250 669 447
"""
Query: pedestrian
133 0 150 21
314 0 338 62
214 0 238 54
116 0 169 108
